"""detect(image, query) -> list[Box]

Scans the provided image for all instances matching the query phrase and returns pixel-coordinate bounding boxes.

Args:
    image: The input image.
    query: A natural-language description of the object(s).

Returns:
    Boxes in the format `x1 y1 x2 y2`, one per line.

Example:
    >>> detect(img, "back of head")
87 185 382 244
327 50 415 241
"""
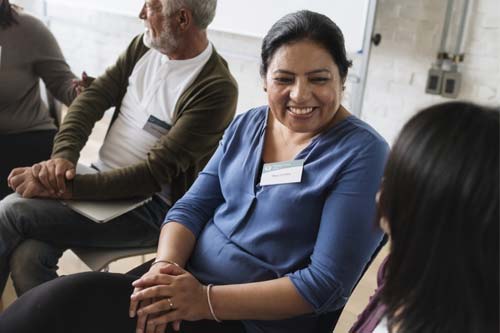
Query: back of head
0 0 17 29
260 10 352 80
379 101 499 333
163 0 216 29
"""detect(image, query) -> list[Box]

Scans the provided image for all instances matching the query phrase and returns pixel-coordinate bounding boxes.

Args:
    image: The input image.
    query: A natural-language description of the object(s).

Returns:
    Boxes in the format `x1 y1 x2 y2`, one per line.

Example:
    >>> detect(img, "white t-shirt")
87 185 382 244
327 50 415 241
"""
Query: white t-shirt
94 43 213 202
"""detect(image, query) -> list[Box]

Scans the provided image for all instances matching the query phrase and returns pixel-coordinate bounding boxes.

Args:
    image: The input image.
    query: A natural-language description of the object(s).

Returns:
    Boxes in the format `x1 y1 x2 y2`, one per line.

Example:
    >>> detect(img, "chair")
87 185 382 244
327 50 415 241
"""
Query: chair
40 80 62 128
317 235 388 332
71 246 157 272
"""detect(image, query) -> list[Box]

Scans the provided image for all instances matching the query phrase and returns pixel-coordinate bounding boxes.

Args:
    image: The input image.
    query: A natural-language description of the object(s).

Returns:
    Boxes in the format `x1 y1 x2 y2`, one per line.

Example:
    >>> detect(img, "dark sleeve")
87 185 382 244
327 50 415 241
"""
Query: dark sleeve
51 35 145 165
69 70 238 200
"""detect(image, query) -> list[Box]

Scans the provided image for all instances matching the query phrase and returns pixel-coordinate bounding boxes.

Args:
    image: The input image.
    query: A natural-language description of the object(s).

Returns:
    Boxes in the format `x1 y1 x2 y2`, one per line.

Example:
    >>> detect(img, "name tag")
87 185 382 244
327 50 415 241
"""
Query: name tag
260 159 304 186
143 115 171 139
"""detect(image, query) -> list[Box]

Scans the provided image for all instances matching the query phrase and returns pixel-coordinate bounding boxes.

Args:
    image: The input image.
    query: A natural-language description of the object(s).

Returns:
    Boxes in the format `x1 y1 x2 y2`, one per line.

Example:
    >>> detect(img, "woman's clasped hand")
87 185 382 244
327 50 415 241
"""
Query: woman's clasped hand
130 263 210 332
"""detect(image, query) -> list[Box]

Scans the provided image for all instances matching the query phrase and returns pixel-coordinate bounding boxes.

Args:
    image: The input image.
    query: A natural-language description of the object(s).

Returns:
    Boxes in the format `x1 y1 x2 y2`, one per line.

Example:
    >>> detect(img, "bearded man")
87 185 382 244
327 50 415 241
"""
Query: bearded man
0 0 237 298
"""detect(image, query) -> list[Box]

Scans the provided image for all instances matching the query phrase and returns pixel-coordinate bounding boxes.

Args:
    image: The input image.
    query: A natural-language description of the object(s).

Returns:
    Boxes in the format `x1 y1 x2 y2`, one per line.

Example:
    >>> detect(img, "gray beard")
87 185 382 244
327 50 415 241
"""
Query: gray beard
142 28 178 55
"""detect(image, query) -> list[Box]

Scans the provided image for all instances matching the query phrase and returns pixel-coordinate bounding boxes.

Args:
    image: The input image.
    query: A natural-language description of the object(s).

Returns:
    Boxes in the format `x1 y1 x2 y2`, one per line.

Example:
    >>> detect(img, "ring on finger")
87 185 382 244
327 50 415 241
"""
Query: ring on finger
167 297 174 311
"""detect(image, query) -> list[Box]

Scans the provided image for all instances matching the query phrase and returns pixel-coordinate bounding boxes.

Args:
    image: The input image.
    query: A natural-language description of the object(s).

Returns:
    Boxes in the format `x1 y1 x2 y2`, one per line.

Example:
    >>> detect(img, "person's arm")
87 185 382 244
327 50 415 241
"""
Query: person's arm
51 35 146 165
65 71 238 200
29 36 147 196
31 17 78 106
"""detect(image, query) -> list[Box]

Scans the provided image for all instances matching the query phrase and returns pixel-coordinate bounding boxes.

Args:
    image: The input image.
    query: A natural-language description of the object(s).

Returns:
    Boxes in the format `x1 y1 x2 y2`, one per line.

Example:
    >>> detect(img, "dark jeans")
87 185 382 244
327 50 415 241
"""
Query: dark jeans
0 260 246 333
0 129 57 199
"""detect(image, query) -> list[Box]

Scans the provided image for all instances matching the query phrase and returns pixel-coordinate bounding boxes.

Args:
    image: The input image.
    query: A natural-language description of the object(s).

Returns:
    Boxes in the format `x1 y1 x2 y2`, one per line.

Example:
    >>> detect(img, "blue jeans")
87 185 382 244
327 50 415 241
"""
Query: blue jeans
0 193 168 296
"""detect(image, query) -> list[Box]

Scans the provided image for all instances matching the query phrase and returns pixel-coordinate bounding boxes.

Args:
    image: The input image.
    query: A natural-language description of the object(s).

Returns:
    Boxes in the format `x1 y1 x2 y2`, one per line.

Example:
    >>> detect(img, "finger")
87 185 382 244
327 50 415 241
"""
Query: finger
130 287 143 318
10 174 25 190
31 164 42 178
173 320 181 331
65 167 76 180
132 274 174 288
46 162 59 193
158 265 185 276
136 300 150 333
137 299 172 317
146 311 180 329
131 285 173 303
38 165 54 193
16 182 27 196
155 323 167 333
54 163 68 194
82 71 88 80
146 314 159 333
8 168 25 187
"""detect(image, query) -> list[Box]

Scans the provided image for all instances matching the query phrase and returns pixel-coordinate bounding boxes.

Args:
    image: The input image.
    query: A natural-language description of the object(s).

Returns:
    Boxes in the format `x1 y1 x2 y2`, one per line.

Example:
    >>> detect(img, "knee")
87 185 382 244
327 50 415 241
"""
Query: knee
0 194 33 228
10 240 62 294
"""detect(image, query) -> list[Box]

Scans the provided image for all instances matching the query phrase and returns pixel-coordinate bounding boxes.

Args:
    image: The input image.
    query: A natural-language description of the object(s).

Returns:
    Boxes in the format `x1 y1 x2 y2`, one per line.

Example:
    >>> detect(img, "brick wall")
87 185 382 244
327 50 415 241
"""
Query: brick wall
363 0 500 143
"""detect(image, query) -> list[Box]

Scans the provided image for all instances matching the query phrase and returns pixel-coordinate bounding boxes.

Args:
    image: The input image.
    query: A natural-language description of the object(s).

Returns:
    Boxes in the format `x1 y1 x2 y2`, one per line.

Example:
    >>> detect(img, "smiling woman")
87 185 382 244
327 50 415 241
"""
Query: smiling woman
0 10 389 333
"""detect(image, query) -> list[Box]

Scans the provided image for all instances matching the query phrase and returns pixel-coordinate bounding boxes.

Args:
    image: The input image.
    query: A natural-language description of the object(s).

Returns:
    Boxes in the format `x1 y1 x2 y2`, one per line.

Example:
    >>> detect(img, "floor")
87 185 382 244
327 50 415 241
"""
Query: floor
1 110 388 332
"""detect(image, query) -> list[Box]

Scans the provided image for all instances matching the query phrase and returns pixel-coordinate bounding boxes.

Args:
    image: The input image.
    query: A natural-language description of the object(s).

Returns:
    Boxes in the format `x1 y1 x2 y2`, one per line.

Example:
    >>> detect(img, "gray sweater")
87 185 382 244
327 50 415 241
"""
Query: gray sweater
0 11 76 134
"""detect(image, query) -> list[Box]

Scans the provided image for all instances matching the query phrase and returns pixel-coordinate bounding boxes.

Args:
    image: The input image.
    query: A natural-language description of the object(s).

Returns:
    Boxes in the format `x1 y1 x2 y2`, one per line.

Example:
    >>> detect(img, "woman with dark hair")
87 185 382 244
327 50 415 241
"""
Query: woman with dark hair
0 1 88 198
0 10 388 333
351 101 499 333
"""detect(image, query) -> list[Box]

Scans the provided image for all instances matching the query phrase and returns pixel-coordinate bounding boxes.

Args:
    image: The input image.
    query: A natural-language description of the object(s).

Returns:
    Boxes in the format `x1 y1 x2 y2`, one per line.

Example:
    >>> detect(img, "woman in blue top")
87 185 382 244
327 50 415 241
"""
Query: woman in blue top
0 10 388 333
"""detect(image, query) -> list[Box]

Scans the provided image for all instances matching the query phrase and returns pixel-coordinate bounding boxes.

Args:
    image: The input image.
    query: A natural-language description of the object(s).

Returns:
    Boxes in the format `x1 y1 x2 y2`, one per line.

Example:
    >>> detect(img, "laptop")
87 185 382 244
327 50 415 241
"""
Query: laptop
61 164 151 223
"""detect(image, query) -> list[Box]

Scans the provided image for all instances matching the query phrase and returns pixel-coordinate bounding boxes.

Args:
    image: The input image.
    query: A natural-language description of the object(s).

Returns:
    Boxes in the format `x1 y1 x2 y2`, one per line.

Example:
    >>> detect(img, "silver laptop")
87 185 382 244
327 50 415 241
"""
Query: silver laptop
61 164 151 223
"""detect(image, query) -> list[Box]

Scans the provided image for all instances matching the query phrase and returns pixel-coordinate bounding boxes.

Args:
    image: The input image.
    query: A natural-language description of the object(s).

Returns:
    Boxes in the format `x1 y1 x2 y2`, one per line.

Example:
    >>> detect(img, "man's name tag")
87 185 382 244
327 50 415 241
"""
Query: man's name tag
260 159 304 186
143 115 171 139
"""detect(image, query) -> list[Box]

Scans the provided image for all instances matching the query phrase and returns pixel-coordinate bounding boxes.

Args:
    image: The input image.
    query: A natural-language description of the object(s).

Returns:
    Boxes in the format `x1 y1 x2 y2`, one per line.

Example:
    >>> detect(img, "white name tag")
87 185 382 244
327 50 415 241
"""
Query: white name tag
260 159 304 186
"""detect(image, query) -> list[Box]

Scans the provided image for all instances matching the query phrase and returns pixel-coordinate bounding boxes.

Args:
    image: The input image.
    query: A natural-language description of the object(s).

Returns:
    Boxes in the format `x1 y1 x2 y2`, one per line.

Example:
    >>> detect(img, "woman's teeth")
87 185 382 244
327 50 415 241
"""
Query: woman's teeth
288 107 314 115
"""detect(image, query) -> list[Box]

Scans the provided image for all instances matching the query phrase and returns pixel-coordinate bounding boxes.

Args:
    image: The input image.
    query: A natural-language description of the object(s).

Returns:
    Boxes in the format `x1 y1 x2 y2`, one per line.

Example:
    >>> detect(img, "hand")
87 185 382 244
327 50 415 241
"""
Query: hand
72 71 94 95
8 167 52 198
130 265 209 333
32 158 75 196
130 263 183 333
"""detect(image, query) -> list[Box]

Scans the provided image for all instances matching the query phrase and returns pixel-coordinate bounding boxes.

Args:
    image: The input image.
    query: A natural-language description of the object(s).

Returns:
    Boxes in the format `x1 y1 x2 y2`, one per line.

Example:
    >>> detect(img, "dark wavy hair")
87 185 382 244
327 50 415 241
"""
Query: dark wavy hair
0 0 18 29
379 101 499 333
260 10 352 81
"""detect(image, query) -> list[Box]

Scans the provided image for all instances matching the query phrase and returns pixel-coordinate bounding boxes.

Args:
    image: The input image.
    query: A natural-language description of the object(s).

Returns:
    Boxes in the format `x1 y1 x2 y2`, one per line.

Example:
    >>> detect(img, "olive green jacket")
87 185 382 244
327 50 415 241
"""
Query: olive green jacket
52 34 238 202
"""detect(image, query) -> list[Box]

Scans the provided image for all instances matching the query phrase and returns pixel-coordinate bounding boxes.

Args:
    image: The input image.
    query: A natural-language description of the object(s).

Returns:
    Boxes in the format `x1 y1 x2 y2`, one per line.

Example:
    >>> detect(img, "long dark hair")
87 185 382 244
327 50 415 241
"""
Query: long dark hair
260 10 352 80
0 0 18 29
379 101 499 333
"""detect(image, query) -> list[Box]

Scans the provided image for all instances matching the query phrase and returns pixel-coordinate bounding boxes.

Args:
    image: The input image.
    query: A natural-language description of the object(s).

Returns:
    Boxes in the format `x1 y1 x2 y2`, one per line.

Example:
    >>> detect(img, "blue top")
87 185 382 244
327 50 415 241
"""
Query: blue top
164 106 389 333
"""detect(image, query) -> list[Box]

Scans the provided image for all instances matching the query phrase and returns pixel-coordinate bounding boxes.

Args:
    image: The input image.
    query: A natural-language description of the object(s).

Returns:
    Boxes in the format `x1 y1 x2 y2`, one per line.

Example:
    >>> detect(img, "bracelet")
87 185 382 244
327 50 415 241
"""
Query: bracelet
151 259 180 267
206 284 222 323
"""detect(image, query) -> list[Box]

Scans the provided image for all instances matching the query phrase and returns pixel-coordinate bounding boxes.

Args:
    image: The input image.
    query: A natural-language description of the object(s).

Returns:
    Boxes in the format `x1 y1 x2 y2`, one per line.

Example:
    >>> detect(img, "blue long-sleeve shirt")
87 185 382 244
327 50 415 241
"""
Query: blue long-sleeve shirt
164 106 389 333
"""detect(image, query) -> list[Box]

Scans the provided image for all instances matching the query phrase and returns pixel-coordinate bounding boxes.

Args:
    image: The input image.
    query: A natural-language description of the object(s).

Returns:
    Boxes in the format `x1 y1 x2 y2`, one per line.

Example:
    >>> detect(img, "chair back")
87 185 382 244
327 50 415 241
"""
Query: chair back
39 80 63 128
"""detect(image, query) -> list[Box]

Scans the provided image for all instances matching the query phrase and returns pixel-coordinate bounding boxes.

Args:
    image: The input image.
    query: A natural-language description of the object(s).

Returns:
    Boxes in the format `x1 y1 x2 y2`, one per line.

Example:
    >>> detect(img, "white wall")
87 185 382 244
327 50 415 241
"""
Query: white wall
12 0 499 144
12 0 366 117
362 0 500 144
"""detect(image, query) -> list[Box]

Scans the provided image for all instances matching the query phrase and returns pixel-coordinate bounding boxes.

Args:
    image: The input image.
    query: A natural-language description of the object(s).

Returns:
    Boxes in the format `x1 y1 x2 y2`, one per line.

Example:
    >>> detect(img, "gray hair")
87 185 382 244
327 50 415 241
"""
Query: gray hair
163 0 217 29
